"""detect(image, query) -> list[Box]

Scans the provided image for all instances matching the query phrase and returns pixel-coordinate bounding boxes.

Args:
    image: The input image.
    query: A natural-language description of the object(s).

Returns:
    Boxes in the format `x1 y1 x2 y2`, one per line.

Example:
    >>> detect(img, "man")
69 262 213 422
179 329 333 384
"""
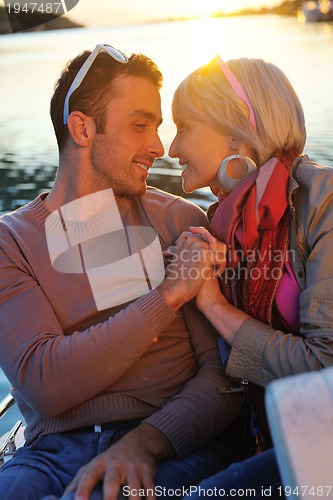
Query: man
0 44 240 499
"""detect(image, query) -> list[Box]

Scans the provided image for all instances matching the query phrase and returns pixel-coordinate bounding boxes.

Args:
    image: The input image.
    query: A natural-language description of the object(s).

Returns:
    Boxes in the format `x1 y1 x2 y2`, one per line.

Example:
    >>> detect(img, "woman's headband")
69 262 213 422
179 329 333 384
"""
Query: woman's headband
216 55 257 130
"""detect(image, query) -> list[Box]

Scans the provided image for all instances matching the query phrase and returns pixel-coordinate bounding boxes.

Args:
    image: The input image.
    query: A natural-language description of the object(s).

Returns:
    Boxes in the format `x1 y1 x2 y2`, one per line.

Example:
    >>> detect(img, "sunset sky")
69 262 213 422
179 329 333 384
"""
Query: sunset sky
68 0 282 26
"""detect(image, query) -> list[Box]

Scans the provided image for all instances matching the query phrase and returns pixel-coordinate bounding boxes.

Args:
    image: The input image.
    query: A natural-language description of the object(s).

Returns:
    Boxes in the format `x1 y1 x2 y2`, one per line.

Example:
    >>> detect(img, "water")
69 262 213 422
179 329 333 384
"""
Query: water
0 14 333 434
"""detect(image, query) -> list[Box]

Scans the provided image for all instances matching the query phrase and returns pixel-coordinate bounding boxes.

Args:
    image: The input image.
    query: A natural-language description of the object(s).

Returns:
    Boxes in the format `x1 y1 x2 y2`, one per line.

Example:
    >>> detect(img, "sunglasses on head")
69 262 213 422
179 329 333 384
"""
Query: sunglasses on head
63 43 129 125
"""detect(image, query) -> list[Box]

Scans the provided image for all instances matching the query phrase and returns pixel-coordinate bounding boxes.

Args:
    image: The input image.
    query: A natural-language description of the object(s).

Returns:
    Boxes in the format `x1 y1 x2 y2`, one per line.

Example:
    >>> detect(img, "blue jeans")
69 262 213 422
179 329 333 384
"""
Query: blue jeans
0 424 232 500
184 448 284 499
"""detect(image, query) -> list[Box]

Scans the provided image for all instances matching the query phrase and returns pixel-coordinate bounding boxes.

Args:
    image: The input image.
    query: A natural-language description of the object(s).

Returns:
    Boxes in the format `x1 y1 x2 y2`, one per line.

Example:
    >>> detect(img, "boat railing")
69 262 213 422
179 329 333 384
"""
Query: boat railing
0 393 15 418
0 393 23 465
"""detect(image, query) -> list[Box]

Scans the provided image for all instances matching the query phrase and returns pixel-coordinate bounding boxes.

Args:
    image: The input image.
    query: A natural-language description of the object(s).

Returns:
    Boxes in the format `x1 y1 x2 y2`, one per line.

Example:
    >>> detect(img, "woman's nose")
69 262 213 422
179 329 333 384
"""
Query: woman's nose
168 136 178 158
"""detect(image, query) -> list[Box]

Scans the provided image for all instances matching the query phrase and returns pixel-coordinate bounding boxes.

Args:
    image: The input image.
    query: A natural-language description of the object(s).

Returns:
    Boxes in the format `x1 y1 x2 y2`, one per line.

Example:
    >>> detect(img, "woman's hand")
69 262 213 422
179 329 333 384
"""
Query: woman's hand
195 273 227 313
175 226 227 277
162 226 227 312
176 227 249 346
160 227 222 311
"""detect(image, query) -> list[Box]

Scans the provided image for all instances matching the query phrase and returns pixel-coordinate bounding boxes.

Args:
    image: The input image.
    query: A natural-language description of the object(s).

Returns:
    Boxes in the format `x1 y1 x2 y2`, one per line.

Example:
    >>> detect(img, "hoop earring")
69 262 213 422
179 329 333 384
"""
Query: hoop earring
217 154 257 193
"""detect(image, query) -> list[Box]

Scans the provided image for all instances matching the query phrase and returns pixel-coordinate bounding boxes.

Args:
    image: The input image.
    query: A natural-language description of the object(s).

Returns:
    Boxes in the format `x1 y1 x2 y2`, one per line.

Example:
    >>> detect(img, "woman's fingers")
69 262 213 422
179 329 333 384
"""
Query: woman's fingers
175 230 197 243
168 227 227 276
188 226 217 250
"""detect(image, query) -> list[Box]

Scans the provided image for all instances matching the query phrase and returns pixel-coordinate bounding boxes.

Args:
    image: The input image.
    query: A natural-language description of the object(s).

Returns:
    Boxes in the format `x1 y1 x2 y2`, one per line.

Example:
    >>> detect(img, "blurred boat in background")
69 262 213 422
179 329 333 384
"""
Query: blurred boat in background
300 0 333 22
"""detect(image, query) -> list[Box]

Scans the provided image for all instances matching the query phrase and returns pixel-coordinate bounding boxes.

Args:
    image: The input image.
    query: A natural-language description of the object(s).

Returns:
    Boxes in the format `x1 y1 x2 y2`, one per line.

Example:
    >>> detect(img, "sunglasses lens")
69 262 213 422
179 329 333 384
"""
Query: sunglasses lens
104 45 128 63
63 43 129 124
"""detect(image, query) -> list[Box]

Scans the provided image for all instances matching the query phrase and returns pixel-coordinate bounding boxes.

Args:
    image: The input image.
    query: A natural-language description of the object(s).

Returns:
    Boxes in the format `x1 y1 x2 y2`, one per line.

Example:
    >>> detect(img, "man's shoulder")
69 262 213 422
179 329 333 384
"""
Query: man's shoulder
143 186 205 216
0 195 43 238
0 205 25 232
141 186 209 241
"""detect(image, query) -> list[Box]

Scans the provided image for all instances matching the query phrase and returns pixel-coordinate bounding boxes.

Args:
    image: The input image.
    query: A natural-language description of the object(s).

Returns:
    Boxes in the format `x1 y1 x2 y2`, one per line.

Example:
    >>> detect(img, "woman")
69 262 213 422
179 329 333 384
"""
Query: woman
168 56 333 498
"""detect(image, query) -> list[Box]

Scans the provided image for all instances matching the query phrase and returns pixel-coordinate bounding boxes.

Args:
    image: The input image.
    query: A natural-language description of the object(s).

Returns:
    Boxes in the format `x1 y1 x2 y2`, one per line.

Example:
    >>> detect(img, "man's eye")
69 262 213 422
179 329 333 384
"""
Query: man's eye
136 124 148 129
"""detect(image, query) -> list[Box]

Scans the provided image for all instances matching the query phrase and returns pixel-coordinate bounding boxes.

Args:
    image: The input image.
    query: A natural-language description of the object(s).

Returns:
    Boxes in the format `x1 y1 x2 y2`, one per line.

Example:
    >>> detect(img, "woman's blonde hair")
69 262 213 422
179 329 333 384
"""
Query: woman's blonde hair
172 57 306 165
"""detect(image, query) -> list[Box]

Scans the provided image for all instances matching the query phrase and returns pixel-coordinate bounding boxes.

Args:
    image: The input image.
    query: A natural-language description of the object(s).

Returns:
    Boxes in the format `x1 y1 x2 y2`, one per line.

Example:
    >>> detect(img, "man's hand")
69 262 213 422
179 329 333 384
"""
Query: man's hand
159 226 226 312
64 424 174 500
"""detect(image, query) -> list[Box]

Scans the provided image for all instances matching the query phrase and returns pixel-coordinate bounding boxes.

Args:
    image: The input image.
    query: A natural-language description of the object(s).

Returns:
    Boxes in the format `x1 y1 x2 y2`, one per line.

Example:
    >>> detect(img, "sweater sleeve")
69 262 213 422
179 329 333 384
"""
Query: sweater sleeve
144 300 242 457
226 164 333 386
141 194 242 456
0 225 176 418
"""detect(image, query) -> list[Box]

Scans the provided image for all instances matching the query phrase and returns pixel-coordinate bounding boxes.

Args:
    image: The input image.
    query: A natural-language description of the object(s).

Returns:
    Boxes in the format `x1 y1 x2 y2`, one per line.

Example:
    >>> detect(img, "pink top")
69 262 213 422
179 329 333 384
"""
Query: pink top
276 259 301 331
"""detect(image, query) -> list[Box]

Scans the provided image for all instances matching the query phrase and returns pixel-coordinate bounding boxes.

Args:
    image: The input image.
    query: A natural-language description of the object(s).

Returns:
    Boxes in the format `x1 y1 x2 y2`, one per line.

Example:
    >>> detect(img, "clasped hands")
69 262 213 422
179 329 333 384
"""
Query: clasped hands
163 226 227 311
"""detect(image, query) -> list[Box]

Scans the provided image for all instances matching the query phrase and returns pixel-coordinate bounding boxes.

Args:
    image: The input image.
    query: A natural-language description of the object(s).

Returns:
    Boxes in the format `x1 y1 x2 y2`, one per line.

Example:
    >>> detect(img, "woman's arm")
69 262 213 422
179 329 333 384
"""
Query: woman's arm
198 165 333 386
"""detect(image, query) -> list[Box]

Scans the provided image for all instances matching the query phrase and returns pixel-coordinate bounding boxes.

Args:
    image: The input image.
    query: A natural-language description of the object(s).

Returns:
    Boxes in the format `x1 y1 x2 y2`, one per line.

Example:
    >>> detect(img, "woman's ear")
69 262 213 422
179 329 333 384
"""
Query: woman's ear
229 137 241 152
67 111 95 147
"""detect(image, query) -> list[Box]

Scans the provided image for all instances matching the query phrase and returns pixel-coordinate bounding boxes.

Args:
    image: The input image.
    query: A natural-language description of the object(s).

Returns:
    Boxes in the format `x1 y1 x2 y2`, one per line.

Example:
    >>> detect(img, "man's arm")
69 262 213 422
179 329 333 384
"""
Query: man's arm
63 280 241 500
144 300 242 455
0 232 176 417
142 195 242 454
0 195 220 419
65 196 240 498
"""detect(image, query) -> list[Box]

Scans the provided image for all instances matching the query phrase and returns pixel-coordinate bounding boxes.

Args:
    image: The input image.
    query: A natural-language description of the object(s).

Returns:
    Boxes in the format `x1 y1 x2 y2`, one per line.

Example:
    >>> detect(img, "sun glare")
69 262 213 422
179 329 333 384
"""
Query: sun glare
150 0 283 23
70 0 279 27
170 0 241 18
178 0 274 17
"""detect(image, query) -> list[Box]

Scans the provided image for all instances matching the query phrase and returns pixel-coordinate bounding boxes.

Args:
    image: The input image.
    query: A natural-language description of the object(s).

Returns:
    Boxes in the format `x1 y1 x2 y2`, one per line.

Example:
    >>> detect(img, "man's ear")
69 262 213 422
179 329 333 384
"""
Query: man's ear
67 111 95 147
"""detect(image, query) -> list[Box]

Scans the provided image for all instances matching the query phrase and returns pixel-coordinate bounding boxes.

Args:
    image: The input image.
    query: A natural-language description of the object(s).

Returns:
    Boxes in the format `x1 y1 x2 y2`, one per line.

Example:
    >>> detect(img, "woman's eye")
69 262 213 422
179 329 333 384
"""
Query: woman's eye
177 124 187 133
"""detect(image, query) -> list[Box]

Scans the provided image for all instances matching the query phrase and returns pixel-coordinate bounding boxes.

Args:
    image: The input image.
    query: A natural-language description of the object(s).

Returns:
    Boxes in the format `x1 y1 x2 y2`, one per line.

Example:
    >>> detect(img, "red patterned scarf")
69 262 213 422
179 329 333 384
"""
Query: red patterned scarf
211 148 299 329
211 148 299 451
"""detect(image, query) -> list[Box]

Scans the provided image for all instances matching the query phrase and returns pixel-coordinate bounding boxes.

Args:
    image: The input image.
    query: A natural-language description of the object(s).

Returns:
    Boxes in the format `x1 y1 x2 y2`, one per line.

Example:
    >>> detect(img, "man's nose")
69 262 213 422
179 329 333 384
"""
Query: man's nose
150 133 164 158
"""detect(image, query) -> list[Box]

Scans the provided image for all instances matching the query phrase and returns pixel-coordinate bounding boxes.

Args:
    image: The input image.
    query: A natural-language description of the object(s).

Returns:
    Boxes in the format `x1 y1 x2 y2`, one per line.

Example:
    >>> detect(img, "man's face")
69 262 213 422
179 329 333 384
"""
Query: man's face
90 75 164 197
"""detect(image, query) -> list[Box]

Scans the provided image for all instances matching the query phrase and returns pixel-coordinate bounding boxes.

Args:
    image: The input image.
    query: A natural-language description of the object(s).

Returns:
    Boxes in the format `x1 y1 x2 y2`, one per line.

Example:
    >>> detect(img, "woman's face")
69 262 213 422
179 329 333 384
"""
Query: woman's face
169 117 233 193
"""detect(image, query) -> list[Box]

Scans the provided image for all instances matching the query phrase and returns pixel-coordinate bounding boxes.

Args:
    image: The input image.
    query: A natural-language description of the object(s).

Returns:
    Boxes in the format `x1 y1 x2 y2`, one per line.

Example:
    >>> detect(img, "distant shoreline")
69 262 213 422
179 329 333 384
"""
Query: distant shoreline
145 1 302 25
212 0 302 19
0 6 83 35
0 1 302 35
